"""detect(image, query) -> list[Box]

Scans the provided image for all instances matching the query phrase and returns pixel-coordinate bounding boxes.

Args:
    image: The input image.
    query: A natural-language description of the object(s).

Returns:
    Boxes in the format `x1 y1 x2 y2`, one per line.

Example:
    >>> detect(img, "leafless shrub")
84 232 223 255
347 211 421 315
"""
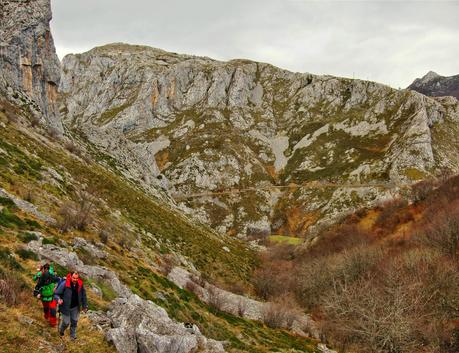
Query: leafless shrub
29 114 40 128
411 179 436 203
56 189 96 232
252 259 294 300
237 297 248 317
322 273 428 353
160 254 177 275
118 236 134 250
261 301 287 328
73 189 95 231
64 140 80 155
47 127 60 140
207 286 226 311
5 110 18 124
19 188 35 203
99 229 110 244
190 274 206 287
419 208 459 260
0 273 27 306
57 202 76 233
296 246 383 310
185 281 201 297
227 281 246 295
375 198 409 228
0 280 15 306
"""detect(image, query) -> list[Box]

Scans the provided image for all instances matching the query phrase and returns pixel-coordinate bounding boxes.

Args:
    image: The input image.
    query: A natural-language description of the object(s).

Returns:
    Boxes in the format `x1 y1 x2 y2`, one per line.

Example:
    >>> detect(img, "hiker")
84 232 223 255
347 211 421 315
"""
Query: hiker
54 271 88 339
33 263 59 326
33 263 55 281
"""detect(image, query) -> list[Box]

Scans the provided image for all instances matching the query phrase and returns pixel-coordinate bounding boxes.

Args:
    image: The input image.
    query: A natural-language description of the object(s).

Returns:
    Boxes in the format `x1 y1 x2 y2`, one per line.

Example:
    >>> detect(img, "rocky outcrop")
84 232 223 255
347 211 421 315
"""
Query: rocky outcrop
0 187 55 224
0 0 61 130
105 295 225 353
60 44 459 237
408 71 459 100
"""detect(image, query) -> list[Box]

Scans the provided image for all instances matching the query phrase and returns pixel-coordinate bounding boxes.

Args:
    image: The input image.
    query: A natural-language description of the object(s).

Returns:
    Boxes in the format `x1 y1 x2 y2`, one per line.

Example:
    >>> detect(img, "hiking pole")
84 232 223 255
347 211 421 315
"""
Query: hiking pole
57 304 61 335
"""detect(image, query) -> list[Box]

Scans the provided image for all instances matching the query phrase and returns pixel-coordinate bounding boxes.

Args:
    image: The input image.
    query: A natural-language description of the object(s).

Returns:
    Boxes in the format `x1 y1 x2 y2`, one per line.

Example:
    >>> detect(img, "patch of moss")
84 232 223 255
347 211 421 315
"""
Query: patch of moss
403 168 427 181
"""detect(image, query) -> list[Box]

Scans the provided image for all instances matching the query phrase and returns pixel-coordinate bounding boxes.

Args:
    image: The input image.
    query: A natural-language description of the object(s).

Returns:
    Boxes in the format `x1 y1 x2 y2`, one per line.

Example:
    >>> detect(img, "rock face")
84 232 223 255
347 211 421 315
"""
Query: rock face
106 295 225 353
408 71 459 100
0 0 62 130
60 43 459 237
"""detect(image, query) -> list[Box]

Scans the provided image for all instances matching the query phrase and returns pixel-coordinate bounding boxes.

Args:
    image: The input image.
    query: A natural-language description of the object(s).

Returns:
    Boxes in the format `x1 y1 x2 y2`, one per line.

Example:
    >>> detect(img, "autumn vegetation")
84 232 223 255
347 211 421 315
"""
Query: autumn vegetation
252 174 459 353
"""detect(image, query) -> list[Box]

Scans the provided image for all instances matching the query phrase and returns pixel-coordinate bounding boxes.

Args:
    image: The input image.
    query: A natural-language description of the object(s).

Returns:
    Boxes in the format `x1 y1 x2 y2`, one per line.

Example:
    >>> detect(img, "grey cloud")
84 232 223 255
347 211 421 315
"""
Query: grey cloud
51 0 459 88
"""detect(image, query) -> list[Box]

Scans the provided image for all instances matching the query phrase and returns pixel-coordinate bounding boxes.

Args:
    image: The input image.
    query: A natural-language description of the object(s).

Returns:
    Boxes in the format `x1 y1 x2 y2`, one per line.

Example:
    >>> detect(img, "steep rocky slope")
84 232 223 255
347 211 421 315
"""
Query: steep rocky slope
408 71 459 100
60 44 459 237
0 0 62 130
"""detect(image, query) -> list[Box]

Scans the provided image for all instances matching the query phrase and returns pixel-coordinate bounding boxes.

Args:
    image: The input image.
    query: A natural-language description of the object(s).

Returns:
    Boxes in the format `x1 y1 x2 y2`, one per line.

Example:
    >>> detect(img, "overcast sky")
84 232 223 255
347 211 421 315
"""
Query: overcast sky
50 0 459 88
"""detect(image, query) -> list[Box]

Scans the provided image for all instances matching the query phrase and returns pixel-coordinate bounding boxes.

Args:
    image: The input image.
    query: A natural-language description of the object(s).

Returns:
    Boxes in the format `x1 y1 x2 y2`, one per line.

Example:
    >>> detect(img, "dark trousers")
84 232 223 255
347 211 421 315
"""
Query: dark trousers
59 307 80 338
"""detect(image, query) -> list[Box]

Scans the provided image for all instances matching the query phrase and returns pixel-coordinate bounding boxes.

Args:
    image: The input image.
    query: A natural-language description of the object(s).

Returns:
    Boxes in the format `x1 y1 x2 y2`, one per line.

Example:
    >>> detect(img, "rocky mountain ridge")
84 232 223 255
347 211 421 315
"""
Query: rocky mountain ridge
408 71 459 100
59 43 459 237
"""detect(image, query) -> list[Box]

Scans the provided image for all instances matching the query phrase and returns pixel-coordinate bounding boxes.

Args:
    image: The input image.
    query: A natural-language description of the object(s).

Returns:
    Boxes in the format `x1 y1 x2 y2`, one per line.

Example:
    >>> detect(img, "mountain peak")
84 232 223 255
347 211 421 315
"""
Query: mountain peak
421 70 441 83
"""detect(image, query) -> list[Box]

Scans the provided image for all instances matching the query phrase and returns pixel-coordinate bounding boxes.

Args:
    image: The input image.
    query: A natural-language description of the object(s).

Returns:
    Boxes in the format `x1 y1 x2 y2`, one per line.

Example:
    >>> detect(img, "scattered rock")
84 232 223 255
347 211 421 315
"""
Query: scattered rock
18 315 34 325
73 237 107 259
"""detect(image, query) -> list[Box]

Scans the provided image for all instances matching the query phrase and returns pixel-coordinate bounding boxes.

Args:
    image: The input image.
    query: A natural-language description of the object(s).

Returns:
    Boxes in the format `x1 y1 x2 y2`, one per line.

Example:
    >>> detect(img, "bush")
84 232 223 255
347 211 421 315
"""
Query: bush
47 127 61 140
18 232 38 243
374 198 411 234
207 285 226 311
419 208 459 259
0 247 23 271
56 190 95 232
252 259 294 300
261 301 287 328
29 115 40 128
0 208 25 228
0 271 28 306
42 237 58 245
64 141 80 155
411 179 435 203
15 248 38 260
237 297 248 317
99 229 110 244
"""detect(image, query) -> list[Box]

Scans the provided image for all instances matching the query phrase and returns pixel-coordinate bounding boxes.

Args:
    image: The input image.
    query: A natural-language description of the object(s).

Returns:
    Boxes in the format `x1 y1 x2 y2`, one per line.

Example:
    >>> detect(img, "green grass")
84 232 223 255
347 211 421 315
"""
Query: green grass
0 247 23 271
268 235 304 245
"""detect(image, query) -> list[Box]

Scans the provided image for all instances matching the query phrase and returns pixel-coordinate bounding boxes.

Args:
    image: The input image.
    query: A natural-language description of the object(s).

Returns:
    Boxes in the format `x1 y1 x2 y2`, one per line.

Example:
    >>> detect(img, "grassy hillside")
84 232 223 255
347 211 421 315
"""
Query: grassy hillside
0 99 320 352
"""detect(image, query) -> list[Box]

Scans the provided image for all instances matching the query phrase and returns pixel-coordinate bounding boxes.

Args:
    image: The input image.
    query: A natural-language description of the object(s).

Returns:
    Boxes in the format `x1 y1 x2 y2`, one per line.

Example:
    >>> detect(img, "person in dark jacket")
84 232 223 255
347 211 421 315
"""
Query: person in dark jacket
33 263 59 326
54 271 88 339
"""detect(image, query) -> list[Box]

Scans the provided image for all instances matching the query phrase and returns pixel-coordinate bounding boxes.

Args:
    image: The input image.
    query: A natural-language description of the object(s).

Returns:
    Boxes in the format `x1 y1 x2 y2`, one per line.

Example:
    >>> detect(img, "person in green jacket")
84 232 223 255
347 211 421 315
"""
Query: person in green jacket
33 263 55 281
33 263 59 326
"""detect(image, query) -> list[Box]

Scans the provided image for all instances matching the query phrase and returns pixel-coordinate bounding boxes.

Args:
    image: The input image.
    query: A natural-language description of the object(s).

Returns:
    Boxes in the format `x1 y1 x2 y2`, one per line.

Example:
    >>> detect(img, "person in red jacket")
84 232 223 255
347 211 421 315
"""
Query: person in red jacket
54 271 88 340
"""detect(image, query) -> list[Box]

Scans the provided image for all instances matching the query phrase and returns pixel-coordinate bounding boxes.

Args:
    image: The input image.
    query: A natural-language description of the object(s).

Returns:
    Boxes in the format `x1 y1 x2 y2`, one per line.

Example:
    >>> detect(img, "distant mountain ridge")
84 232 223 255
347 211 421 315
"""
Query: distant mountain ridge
408 71 459 99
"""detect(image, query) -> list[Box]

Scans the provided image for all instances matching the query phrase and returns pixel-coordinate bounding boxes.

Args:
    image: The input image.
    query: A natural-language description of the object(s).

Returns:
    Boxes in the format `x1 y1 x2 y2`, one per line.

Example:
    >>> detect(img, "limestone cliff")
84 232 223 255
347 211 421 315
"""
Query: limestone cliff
59 43 459 237
0 0 62 130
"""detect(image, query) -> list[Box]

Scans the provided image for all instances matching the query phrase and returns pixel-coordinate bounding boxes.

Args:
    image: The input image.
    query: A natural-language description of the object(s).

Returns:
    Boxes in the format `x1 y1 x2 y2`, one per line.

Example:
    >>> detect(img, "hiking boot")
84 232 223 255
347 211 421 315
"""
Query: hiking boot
59 330 64 337
70 335 77 340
